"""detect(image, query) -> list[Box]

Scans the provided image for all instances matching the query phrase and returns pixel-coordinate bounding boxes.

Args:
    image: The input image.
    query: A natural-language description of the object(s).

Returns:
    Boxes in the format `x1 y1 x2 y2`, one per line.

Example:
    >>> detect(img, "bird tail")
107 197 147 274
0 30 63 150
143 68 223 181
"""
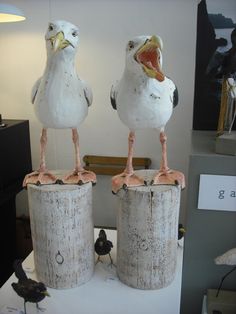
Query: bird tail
13 259 28 281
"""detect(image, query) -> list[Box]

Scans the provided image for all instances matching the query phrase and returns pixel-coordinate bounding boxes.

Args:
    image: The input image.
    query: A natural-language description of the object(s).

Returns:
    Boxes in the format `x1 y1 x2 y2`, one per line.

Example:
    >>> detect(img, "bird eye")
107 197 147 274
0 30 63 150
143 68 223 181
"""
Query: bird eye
72 30 78 37
48 24 54 31
128 41 135 50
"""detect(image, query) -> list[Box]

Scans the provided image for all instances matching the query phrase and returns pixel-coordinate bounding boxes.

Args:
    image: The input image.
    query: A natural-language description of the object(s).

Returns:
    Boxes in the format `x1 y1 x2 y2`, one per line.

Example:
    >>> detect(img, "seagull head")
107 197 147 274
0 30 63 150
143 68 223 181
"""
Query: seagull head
125 35 164 81
45 20 79 55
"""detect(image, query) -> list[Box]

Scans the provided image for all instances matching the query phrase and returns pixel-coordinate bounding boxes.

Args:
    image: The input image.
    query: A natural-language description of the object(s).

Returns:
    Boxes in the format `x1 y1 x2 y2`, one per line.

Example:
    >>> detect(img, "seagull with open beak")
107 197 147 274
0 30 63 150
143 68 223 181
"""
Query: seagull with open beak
110 35 185 193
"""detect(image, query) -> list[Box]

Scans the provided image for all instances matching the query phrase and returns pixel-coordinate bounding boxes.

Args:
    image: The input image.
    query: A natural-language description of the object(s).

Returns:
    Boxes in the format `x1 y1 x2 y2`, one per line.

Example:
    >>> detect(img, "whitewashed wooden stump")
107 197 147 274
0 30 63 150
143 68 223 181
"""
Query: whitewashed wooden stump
116 171 181 290
27 183 94 289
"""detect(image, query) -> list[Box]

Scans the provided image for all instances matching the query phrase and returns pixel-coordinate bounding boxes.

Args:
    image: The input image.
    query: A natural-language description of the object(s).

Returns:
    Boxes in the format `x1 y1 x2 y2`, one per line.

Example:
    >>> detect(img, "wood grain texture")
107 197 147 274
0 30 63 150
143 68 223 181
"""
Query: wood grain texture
27 183 94 289
116 184 181 290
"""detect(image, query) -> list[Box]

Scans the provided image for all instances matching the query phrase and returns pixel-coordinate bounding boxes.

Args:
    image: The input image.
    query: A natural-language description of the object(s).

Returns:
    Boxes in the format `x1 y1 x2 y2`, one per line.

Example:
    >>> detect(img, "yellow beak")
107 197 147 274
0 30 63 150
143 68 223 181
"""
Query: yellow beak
42 290 51 297
50 31 71 52
135 35 164 82
137 35 161 55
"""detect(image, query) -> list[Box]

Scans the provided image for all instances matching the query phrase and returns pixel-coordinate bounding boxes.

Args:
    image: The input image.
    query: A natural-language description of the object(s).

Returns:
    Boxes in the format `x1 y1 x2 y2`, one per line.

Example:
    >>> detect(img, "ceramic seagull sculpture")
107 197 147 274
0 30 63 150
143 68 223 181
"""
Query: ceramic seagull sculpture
215 248 236 297
24 20 96 186
111 35 185 193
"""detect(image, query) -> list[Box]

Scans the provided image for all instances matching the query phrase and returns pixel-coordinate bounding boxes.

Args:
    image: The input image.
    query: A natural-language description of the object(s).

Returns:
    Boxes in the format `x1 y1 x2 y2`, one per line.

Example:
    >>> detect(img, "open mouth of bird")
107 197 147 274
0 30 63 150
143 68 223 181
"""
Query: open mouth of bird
135 37 164 82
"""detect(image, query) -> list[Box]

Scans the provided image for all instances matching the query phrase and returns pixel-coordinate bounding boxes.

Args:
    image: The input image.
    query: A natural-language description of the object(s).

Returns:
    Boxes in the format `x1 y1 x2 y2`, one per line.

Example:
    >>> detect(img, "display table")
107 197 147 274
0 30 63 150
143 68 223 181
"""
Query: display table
0 229 183 314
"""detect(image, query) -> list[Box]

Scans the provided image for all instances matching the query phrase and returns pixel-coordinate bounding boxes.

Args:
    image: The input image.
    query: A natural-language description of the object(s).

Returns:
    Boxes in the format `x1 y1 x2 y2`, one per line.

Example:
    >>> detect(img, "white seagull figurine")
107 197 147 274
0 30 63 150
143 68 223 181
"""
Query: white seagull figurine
111 35 185 193
24 20 96 186
215 248 236 266
215 248 236 297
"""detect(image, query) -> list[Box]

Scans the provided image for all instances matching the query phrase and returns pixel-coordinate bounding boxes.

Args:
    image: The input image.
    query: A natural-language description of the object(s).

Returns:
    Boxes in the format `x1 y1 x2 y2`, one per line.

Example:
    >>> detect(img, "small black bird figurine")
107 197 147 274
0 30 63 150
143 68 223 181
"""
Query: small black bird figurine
11 260 50 314
94 229 114 265
178 224 186 240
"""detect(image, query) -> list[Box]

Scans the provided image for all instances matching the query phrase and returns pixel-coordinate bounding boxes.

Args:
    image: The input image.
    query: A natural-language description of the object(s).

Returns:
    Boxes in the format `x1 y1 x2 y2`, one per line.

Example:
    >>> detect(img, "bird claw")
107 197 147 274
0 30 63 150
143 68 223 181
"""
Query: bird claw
23 171 57 187
95 257 103 265
55 179 64 185
108 260 116 268
112 172 146 194
36 304 46 312
62 169 96 185
151 169 185 189
122 184 128 191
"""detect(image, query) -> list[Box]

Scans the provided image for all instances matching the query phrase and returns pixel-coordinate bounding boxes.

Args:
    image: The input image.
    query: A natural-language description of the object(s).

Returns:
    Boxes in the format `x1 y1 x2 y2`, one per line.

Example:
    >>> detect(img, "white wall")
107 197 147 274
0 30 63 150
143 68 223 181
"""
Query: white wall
0 0 197 226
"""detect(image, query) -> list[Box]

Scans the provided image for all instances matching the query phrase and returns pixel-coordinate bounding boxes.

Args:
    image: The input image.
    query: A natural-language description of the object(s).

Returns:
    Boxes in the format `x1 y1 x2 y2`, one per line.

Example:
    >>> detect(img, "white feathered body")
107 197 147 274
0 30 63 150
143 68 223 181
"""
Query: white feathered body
115 71 176 131
33 52 89 129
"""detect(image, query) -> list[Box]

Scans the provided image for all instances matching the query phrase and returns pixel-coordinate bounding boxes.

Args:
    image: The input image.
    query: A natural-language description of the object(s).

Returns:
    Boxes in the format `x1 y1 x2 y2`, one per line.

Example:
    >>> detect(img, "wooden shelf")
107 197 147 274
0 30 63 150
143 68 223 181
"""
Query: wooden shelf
83 155 151 175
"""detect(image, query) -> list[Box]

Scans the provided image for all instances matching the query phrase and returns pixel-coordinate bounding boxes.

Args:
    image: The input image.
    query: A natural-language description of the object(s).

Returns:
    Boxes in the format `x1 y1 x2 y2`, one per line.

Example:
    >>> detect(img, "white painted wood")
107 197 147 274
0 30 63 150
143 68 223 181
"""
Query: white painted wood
116 174 181 290
27 183 94 289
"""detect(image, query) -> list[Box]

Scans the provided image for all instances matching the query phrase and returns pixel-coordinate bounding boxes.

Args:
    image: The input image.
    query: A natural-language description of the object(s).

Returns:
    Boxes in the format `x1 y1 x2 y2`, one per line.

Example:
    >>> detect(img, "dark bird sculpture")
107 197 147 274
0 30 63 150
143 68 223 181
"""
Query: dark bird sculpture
11 260 50 314
94 229 114 265
207 28 236 135
193 0 228 131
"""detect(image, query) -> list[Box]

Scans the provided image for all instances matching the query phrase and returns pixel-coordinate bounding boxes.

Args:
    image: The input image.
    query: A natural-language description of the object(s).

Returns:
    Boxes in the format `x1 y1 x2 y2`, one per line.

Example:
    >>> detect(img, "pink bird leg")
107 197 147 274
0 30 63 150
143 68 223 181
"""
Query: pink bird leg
23 128 57 187
62 128 96 185
151 131 185 188
112 131 146 193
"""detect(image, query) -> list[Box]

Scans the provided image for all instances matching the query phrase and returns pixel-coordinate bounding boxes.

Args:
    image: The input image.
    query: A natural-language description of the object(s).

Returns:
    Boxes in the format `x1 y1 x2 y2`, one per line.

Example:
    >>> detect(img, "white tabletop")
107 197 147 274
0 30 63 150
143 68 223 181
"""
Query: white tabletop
0 229 183 314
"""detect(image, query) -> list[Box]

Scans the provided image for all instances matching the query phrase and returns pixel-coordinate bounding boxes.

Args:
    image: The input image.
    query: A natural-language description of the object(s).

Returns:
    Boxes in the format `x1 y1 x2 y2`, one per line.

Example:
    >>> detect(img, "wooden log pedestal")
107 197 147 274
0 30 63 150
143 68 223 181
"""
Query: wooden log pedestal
27 183 94 289
116 170 181 290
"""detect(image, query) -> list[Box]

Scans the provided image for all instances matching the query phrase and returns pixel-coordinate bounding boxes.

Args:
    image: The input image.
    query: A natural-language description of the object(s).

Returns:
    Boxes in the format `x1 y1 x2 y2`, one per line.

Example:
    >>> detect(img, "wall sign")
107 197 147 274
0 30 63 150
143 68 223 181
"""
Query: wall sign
198 174 236 212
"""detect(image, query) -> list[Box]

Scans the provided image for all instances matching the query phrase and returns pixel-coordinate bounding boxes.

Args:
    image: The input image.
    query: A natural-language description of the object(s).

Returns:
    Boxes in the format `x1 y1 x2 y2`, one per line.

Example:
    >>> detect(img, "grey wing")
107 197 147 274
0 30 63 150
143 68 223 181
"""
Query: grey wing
110 84 117 110
31 77 41 104
81 79 93 107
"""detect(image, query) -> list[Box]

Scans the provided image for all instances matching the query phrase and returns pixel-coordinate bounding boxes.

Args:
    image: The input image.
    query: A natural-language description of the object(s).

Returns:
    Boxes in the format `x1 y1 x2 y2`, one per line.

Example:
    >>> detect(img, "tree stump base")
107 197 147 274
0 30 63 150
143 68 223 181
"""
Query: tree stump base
116 171 181 290
27 183 94 289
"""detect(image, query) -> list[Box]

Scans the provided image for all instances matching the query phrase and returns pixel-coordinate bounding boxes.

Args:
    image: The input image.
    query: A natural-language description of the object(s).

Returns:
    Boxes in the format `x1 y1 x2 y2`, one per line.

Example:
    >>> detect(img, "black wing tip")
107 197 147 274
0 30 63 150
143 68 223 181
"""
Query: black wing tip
110 86 117 110
83 90 91 107
173 87 179 108
110 95 117 110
